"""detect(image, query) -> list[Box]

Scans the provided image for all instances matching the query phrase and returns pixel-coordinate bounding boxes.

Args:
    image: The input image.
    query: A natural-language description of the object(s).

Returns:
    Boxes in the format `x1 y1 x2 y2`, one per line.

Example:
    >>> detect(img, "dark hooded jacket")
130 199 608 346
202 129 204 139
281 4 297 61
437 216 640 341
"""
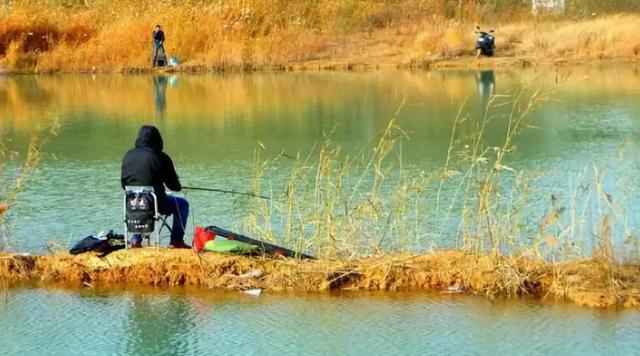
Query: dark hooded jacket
121 126 181 213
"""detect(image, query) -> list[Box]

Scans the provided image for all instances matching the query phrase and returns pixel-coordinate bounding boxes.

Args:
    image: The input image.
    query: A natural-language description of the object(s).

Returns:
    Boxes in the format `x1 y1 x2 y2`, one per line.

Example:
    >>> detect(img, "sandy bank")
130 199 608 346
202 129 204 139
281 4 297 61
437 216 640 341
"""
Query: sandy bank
2 249 639 308
112 56 619 74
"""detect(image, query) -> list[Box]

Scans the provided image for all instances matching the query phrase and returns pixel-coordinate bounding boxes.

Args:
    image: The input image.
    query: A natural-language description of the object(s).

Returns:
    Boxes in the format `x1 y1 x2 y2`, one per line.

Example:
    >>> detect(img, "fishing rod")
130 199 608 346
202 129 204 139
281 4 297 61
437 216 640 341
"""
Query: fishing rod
182 186 271 200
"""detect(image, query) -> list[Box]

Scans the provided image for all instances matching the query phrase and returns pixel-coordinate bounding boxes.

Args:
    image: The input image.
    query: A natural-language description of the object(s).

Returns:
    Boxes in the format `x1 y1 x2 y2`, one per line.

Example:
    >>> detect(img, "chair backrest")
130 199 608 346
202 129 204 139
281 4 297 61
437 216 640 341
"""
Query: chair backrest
124 186 158 233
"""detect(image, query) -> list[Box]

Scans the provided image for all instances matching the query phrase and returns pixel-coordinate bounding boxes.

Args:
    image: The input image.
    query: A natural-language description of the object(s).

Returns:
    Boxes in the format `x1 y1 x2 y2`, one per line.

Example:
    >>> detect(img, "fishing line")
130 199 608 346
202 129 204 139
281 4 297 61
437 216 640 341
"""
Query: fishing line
182 186 270 200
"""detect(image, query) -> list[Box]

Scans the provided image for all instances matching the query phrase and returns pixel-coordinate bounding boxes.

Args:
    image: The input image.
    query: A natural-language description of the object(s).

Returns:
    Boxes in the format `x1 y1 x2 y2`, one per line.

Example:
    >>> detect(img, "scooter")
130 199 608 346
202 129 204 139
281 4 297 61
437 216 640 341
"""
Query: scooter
475 28 495 57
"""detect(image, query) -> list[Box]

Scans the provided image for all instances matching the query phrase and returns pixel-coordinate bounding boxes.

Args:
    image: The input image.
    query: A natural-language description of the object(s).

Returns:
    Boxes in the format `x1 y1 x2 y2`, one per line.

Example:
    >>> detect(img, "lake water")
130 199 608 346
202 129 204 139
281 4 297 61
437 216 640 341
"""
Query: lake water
1 67 640 354
1 287 639 356
1 66 640 254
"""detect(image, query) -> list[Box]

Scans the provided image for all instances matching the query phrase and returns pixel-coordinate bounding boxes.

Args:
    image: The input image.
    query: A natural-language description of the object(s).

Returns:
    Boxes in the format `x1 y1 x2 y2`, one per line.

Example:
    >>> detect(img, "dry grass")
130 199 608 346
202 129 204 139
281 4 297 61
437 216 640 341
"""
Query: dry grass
240 87 556 259
411 13 640 61
218 80 639 307
500 14 640 60
1 249 638 308
0 1 638 72
0 117 59 252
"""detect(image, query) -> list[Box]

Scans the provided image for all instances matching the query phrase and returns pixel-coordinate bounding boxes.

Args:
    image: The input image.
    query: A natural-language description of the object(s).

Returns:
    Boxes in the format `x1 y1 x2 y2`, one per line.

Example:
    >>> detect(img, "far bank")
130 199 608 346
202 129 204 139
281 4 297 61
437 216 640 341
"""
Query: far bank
1 2 638 74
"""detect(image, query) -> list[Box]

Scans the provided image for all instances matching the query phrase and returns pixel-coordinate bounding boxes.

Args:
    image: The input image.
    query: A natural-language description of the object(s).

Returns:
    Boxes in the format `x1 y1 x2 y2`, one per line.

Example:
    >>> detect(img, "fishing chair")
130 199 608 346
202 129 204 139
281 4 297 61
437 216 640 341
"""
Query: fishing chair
123 186 172 248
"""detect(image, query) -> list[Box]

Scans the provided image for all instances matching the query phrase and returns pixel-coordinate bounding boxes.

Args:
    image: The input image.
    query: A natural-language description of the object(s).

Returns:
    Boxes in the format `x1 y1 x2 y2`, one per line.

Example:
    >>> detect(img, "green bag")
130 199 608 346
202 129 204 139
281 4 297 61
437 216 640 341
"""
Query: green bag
204 239 258 254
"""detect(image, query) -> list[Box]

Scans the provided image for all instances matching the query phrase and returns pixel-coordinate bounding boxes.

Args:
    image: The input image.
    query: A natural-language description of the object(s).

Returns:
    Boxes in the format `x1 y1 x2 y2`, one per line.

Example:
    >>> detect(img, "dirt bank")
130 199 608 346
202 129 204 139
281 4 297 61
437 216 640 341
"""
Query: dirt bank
108 56 599 75
1 249 639 308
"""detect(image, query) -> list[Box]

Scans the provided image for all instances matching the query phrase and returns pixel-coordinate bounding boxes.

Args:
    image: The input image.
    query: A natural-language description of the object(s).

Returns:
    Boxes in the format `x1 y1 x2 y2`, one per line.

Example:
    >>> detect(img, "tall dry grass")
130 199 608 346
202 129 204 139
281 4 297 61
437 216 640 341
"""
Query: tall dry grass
0 1 638 72
0 116 58 299
412 14 640 60
0 117 59 251
240 81 638 268
223 81 639 306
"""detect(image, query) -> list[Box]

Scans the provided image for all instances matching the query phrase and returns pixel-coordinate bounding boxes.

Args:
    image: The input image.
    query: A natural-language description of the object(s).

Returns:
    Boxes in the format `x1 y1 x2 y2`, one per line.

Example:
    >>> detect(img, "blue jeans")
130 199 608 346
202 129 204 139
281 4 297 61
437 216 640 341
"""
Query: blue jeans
162 195 189 243
153 40 164 66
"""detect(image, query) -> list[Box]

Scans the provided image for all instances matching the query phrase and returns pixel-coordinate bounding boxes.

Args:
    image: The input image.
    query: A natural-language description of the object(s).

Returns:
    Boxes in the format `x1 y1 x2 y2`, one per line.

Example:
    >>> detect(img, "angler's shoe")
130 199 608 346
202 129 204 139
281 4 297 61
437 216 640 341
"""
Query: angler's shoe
130 234 143 248
170 240 191 249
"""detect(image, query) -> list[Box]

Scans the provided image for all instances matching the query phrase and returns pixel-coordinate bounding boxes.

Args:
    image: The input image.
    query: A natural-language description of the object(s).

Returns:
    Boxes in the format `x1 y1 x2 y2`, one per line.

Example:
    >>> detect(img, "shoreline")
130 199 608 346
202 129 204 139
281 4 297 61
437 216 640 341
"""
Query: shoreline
2 56 638 76
2 249 639 309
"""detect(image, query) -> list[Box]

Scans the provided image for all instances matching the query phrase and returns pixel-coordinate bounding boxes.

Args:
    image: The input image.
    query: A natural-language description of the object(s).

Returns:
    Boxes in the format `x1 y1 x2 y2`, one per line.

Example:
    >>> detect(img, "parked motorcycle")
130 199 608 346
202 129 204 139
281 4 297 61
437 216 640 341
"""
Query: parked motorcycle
475 27 495 57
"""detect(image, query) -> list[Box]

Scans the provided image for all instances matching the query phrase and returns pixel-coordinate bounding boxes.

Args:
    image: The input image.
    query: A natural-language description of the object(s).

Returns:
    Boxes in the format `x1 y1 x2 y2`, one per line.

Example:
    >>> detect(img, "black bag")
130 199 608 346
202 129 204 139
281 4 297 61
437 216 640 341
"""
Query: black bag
69 231 125 257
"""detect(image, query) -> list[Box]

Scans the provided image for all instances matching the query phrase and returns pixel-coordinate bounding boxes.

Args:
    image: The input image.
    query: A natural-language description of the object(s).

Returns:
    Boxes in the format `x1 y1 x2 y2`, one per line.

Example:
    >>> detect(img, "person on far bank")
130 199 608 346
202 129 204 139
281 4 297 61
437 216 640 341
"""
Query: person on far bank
121 125 190 249
152 25 165 67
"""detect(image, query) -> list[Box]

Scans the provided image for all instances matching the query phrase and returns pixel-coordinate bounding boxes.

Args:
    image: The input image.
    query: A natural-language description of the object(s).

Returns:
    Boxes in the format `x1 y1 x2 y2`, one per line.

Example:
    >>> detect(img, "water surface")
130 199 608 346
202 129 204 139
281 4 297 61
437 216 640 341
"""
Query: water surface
1 66 639 253
1 67 640 355
1 287 638 355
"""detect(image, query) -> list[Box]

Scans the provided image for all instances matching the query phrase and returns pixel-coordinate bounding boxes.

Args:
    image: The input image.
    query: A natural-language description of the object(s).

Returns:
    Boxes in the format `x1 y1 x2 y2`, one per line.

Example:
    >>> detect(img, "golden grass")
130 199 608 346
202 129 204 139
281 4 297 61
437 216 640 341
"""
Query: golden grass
0 117 58 253
1 249 638 308
0 1 638 72
412 13 640 61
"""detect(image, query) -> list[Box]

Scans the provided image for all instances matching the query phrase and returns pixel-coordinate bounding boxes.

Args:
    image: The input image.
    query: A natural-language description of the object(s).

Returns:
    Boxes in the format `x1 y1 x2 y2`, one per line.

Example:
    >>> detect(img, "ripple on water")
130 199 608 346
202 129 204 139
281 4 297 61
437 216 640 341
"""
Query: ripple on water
2 289 639 356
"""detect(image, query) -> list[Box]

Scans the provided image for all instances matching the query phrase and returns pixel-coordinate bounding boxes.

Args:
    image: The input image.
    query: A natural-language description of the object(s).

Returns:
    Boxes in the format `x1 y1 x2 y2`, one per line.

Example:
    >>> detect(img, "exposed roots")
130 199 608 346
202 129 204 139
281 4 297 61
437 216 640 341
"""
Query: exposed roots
1 249 639 308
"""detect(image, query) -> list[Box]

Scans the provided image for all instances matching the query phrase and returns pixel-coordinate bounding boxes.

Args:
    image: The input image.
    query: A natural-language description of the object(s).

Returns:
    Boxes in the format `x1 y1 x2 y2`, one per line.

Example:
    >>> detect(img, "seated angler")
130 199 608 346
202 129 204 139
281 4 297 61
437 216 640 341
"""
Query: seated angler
121 125 190 248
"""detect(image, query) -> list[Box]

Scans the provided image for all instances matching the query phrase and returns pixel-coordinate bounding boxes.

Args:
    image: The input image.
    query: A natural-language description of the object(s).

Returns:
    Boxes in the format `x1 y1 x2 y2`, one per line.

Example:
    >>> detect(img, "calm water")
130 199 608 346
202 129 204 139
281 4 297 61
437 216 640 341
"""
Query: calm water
1 68 640 354
1 287 639 356
2 66 640 253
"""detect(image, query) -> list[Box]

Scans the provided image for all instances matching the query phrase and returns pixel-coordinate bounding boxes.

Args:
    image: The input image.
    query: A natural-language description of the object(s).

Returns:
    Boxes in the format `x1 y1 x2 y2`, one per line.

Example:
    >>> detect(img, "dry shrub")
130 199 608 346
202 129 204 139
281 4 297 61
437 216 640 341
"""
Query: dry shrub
0 18 58 55
60 23 94 46
497 14 640 60
413 14 640 60
413 18 474 57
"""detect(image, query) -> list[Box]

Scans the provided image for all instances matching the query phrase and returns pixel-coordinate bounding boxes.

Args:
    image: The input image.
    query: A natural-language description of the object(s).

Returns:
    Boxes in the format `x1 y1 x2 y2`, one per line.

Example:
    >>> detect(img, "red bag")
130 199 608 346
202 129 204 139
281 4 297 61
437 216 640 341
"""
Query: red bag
193 226 216 251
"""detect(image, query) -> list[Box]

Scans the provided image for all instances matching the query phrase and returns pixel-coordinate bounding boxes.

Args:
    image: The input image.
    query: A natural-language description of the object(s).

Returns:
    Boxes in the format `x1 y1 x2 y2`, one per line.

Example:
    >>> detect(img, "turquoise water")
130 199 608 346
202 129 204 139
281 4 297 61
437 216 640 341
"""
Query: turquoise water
1 66 639 254
0 289 640 355
1 287 639 355
1 68 640 354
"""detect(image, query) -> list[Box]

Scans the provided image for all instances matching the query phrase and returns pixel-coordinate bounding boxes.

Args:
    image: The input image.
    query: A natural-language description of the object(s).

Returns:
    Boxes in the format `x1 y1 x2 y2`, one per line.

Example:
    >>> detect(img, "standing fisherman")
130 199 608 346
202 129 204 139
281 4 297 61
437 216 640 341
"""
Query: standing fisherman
152 25 165 67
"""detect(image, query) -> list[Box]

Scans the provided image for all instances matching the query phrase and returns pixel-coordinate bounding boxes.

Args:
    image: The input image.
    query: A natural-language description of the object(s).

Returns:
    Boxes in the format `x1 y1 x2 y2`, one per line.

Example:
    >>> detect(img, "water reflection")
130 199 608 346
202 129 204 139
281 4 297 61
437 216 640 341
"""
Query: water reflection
1 67 639 254
124 293 195 355
153 75 168 120
476 70 495 104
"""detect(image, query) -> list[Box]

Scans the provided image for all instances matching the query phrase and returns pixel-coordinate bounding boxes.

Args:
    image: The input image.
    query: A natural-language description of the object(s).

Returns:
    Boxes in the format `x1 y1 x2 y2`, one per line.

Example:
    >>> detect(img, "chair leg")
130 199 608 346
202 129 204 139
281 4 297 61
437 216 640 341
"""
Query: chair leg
163 219 172 233
158 215 172 234
156 215 172 248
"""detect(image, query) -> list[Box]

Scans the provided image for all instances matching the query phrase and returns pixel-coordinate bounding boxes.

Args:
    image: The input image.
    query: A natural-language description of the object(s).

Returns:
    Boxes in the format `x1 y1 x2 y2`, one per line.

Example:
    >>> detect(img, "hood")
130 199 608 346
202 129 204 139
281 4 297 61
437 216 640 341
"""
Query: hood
134 125 164 151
